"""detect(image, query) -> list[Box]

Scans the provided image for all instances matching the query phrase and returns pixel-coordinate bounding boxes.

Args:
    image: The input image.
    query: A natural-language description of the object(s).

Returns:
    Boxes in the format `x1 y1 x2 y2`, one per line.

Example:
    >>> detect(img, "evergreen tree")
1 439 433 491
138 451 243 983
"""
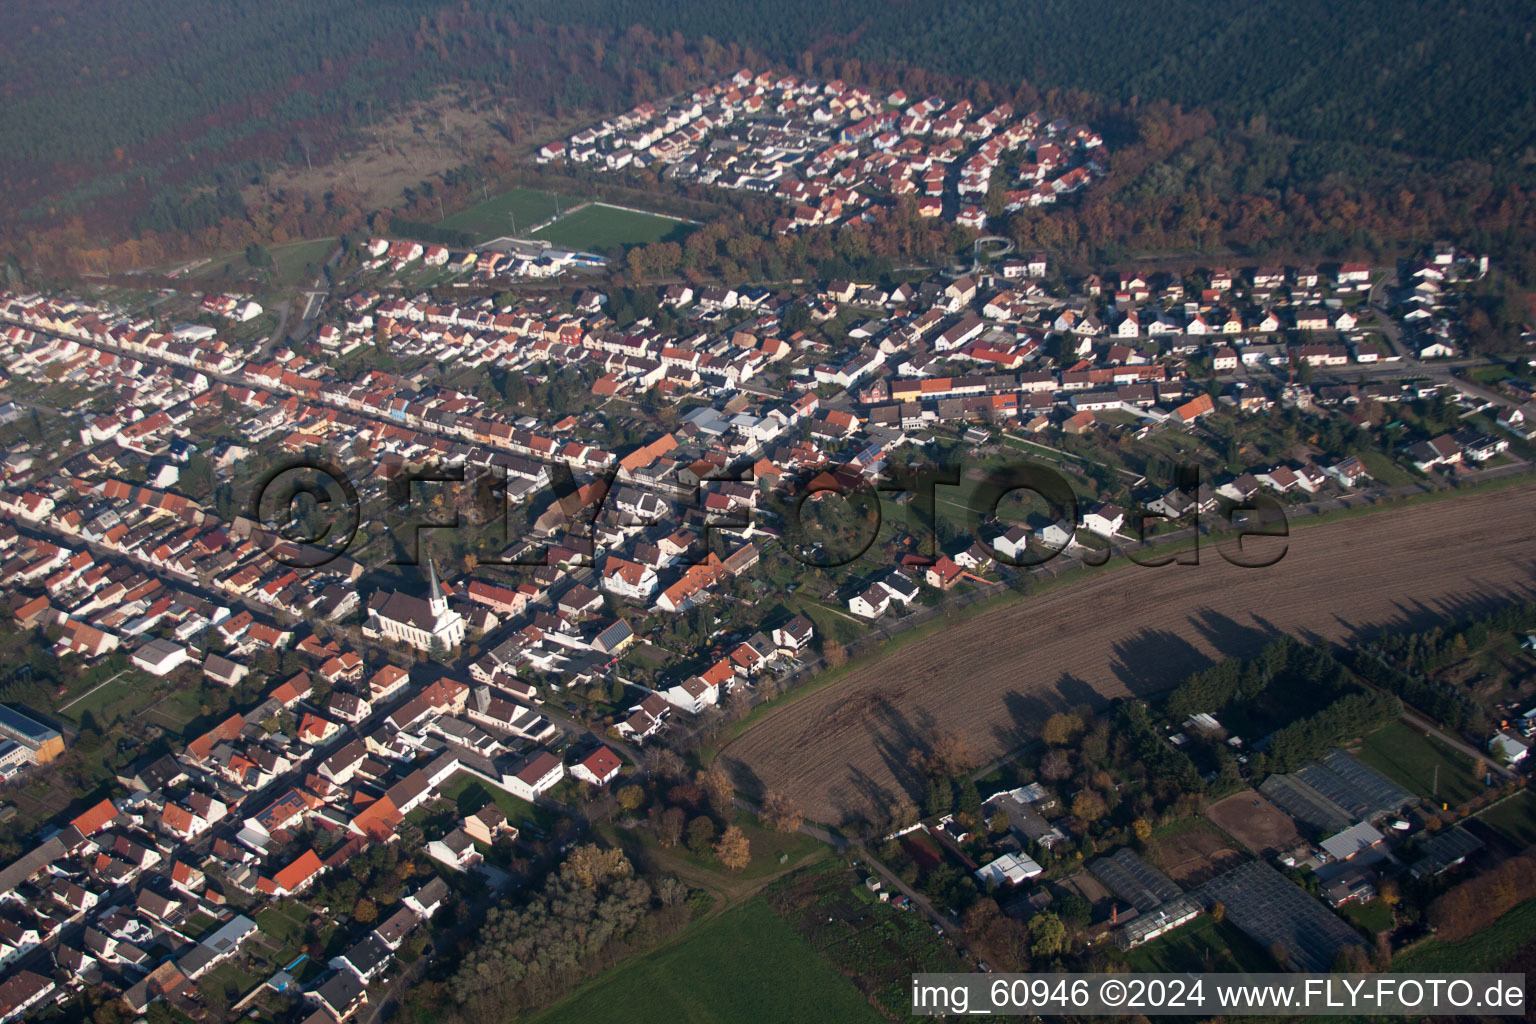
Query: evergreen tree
957 777 982 819
924 776 952 818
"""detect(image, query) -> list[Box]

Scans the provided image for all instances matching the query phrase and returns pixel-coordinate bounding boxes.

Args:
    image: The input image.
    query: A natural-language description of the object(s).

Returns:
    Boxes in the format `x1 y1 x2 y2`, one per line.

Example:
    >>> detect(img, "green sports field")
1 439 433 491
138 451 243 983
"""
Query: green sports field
435 187 577 242
531 202 696 250
530 898 882 1024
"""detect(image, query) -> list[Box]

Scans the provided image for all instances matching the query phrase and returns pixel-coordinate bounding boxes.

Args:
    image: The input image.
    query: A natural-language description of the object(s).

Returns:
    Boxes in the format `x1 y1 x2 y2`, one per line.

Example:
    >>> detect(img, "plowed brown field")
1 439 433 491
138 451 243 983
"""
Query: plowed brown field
722 486 1536 825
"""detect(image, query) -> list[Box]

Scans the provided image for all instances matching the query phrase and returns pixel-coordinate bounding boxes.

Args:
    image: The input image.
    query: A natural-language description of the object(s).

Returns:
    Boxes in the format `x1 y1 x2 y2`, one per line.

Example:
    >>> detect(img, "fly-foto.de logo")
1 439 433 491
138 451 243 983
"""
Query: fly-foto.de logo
244 456 1289 573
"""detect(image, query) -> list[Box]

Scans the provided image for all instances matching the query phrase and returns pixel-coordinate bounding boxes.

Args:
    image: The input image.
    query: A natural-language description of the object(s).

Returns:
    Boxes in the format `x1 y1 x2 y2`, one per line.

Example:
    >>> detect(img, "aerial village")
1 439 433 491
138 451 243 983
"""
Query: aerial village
0 109 1532 1020
542 68 1107 233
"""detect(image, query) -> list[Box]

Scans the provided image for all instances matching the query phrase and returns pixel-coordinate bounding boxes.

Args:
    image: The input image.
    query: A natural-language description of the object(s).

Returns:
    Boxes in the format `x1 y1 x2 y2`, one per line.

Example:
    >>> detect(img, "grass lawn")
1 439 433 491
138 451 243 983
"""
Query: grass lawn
193 237 336 291
267 237 337 288
616 811 827 884
146 681 217 736
203 961 259 1003
1476 790 1536 848
184 912 218 937
57 669 162 729
435 187 575 242
1353 721 1485 808
1355 449 1418 487
786 595 866 648
1392 896 1536 972
435 771 559 834
254 906 306 949
1122 914 1275 973
531 202 695 250
1150 814 1219 841
529 897 882 1024
1342 898 1394 934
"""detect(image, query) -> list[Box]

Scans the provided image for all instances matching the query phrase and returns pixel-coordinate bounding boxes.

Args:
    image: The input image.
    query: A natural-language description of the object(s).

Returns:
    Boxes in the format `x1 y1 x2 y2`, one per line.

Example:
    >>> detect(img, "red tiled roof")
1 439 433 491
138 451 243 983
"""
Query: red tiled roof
70 798 118 836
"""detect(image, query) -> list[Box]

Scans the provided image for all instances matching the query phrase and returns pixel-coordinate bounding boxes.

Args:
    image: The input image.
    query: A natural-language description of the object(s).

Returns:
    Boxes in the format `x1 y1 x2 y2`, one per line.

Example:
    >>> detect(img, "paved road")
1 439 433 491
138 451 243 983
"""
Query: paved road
855 839 985 962
1368 270 1410 360
1447 371 1526 412
258 300 291 360
1399 707 1517 785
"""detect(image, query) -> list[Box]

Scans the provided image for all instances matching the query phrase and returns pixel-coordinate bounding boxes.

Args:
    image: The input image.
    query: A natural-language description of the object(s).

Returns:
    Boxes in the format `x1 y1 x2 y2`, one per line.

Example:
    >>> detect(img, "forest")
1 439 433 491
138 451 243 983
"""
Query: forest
432 844 695 1022
523 0 1536 174
5 0 1536 287
0 1 766 268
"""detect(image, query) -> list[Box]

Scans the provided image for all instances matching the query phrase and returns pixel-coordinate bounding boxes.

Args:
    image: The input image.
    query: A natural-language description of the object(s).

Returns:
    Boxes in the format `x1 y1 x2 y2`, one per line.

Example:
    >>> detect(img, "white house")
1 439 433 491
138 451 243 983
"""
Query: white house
504 752 565 802
771 615 815 653
661 675 721 714
991 525 1031 562
571 746 623 787
879 571 921 605
974 851 1043 887
426 830 483 872
1490 732 1530 765
600 558 659 602
131 638 193 677
1080 502 1125 539
848 584 891 619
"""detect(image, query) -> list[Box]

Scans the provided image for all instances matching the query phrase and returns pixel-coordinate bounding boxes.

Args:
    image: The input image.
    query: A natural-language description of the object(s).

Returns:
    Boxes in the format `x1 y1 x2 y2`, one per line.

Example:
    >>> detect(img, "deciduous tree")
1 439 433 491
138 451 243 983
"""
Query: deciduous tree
714 824 751 870
1070 790 1107 823
697 766 735 817
656 806 686 847
1041 712 1084 746
760 790 803 833
1040 749 1072 782
686 815 716 857
1030 912 1066 957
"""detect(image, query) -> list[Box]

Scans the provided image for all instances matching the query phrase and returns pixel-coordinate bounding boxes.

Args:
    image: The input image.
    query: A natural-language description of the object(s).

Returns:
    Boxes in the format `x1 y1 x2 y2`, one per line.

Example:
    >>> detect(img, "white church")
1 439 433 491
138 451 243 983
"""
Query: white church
366 559 466 654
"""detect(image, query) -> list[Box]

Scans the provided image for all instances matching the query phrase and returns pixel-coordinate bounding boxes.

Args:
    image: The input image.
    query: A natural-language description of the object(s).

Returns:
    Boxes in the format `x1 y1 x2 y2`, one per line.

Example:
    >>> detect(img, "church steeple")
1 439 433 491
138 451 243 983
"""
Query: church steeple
426 557 447 618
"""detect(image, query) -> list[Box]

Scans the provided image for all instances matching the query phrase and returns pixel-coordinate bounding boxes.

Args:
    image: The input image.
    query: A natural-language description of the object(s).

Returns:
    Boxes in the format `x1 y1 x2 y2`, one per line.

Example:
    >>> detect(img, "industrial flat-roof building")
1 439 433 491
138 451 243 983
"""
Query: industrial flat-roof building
0 705 65 765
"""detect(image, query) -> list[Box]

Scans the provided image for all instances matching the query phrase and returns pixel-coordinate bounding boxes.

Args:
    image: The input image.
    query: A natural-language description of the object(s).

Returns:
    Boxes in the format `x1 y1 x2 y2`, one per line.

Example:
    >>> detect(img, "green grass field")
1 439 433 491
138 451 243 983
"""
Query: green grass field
615 810 827 882
1477 791 1536 848
1392 896 1536 972
529 898 882 1024
1355 449 1418 487
1122 914 1275 973
1342 898 1394 934
268 237 337 287
436 771 558 834
1354 721 1486 808
435 187 577 242
192 236 336 290
56 668 167 729
254 905 306 949
531 202 695 250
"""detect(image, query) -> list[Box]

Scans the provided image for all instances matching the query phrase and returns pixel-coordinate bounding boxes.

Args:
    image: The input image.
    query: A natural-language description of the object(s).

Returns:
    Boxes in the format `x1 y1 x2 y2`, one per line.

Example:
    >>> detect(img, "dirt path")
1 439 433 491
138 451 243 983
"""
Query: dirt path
722 486 1536 826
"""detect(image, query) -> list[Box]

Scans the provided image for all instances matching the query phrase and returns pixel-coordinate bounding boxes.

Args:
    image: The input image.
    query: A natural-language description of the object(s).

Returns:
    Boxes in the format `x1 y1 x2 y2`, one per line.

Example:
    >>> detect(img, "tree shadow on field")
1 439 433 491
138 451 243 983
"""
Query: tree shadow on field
1108 628 1211 698
863 697 936 809
1432 577 1536 622
1189 607 1279 661
996 689 1055 752
725 758 766 800
833 764 903 830
1295 625 1328 648
1053 671 1101 712
1250 613 1284 637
